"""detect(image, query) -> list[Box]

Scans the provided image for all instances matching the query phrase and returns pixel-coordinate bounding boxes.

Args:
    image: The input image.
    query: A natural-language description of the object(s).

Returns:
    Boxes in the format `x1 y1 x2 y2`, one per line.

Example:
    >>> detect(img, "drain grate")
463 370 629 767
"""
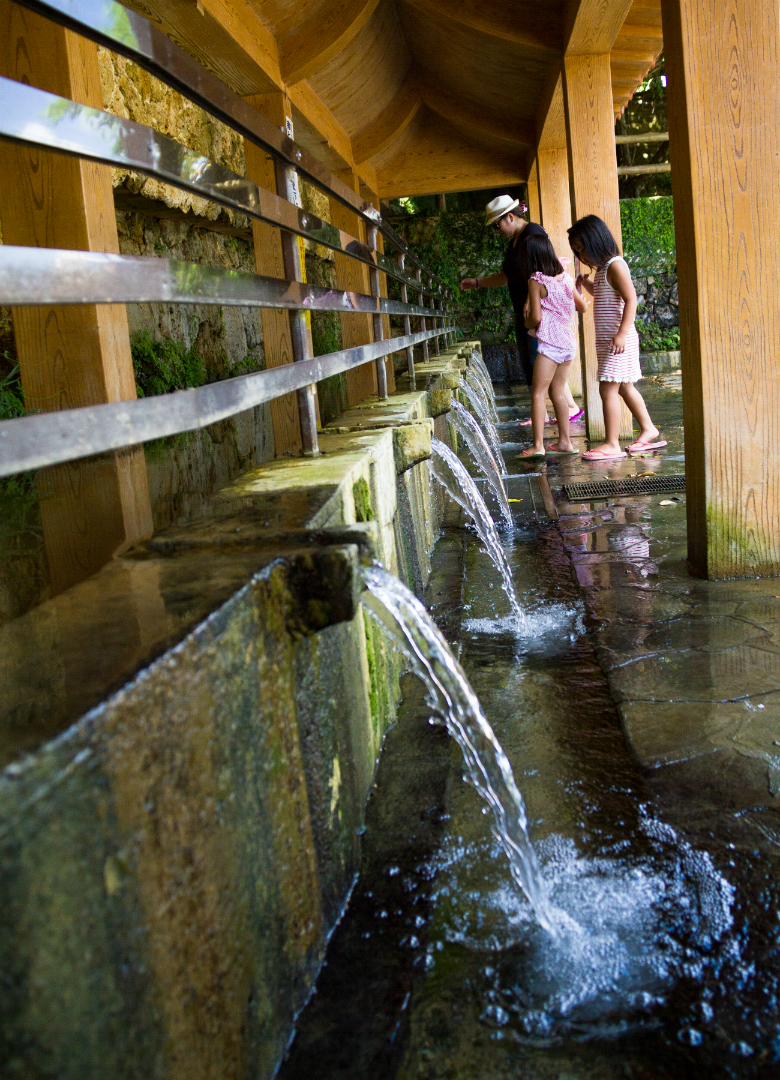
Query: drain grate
563 474 686 501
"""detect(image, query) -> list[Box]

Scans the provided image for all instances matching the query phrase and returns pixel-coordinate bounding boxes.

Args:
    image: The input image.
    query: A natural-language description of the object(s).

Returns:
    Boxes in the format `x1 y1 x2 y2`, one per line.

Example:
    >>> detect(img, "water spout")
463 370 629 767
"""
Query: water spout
361 565 557 935
460 379 504 465
448 399 512 525
428 438 525 627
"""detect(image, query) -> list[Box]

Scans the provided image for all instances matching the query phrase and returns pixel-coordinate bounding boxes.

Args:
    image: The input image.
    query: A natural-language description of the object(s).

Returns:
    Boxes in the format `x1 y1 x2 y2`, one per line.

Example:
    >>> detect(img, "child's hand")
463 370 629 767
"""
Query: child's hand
609 332 627 354
576 273 590 293
523 298 531 319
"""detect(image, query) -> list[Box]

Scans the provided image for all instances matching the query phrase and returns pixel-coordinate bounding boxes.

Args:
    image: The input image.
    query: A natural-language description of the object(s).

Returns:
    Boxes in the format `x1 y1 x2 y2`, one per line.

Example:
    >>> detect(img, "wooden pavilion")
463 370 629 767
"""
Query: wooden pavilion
1 0 777 580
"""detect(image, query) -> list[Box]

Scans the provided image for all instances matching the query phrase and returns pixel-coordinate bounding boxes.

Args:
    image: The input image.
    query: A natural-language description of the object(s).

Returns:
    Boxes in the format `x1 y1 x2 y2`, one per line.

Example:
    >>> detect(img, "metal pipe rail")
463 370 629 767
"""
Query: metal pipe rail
0 326 449 478
0 0 457 467
10 0 429 277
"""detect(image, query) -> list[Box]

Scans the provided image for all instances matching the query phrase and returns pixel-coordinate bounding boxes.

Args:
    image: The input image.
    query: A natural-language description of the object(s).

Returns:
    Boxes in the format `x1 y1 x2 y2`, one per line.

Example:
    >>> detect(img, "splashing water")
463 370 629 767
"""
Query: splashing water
361 564 557 935
448 399 512 526
469 351 497 407
429 439 525 626
460 379 504 464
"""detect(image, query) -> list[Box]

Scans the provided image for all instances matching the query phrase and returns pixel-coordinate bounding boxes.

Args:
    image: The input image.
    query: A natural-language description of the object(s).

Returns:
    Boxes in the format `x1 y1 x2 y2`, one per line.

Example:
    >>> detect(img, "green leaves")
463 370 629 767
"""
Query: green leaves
621 196 675 275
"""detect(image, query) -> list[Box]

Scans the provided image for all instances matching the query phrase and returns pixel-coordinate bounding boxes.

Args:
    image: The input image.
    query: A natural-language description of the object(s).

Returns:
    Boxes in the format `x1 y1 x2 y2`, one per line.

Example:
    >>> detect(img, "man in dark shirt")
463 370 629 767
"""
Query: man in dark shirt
461 195 547 386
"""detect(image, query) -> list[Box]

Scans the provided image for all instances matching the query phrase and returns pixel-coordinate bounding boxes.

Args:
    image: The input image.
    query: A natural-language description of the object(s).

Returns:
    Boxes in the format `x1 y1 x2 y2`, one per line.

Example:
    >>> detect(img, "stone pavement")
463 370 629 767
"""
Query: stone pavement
514 372 780 808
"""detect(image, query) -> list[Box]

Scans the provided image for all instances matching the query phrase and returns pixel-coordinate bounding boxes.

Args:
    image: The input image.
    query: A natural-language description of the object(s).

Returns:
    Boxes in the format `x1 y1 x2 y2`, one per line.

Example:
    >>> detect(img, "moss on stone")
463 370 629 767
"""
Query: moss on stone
352 477 374 523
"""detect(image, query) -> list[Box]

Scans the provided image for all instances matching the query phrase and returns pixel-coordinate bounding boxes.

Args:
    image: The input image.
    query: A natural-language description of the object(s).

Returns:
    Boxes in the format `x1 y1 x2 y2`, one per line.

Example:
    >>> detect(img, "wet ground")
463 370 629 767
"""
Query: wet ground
279 376 780 1079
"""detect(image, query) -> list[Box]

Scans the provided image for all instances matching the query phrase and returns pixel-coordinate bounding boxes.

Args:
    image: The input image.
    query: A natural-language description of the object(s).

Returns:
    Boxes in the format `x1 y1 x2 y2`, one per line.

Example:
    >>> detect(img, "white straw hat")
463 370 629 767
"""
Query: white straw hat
485 194 520 226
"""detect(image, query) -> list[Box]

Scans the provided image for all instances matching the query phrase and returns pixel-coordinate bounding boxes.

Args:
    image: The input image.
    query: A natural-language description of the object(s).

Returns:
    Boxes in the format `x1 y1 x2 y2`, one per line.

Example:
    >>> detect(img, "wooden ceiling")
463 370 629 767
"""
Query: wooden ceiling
128 0 663 199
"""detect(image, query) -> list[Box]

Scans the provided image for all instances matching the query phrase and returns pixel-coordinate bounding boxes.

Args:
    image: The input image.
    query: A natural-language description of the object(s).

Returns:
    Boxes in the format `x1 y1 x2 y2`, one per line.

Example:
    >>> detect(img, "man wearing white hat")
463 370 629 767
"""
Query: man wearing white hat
461 194 548 388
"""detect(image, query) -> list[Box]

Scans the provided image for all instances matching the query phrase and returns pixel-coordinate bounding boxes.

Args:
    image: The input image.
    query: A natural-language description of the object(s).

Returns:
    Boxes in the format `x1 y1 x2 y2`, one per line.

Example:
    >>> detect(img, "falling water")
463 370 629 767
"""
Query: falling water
464 366 499 424
460 380 504 464
448 399 512 526
469 351 497 406
362 564 557 935
429 439 525 626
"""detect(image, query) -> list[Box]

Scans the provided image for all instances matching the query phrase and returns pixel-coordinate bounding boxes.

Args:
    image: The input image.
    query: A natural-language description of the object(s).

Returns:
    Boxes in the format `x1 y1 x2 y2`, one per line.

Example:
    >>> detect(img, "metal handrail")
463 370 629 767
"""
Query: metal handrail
0 326 448 478
10 0 431 275
0 0 458 468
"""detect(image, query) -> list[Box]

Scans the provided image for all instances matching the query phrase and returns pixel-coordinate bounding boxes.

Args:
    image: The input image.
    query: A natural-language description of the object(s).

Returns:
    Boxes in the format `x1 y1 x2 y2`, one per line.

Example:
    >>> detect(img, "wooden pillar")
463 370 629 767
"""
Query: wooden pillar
329 172 377 406
538 146 582 397
243 92 303 456
661 0 780 577
366 186 395 395
526 158 541 223
563 54 632 439
0 0 152 595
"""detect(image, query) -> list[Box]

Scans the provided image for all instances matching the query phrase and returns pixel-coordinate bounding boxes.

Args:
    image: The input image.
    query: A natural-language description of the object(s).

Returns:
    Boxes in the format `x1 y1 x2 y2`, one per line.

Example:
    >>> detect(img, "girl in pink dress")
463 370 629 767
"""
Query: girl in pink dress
567 215 665 461
518 233 589 458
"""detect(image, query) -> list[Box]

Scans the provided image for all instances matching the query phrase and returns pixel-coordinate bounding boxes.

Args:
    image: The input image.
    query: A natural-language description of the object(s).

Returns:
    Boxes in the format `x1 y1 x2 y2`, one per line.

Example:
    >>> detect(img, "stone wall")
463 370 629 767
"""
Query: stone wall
634 269 679 331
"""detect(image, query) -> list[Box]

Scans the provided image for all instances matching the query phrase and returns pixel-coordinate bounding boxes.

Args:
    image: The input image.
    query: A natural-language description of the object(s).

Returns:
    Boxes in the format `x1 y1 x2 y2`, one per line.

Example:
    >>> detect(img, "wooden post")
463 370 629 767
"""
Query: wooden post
366 187 395 395
537 146 582 397
662 0 780 577
0 0 152 595
563 54 633 440
526 158 541 223
329 171 377 406
243 92 304 456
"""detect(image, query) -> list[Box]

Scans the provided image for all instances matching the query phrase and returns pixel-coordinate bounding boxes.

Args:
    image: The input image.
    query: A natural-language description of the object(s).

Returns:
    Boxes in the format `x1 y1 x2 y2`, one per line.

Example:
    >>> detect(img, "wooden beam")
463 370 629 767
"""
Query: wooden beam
401 0 563 56
538 145 582 396
662 0 780 577
329 170 377 406
527 158 541 222
288 82 355 172
563 52 633 440
244 92 302 457
0 0 152 593
565 0 636 54
422 87 536 148
353 72 422 164
123 0 281 95
279 0 382 85
537 70 566 151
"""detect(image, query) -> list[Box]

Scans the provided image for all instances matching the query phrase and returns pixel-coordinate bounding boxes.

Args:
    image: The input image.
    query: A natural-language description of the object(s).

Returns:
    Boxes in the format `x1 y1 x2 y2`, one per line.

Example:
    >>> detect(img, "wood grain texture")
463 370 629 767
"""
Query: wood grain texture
537 71 566 150
563 52 632 438
244 92 302 456
401 0 563 57
566 0 636 54
0 0 151 590
538 146 582 395
330 170 377 406
527 159 542 222
662 0 780 577
288 81 355 171
422 86 536 149
279 0 382 84
352 71 421 163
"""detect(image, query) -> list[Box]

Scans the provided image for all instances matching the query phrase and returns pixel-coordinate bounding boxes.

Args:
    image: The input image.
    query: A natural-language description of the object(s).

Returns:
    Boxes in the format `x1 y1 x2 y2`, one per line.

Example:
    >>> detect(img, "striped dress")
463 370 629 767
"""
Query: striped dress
594 255 641 383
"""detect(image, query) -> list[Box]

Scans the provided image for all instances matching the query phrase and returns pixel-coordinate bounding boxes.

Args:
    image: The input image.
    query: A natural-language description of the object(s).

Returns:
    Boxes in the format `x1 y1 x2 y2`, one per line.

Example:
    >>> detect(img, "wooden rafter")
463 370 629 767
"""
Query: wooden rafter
279 0 383 85
353 70 421 164
422 86 536 148
400 0 562 57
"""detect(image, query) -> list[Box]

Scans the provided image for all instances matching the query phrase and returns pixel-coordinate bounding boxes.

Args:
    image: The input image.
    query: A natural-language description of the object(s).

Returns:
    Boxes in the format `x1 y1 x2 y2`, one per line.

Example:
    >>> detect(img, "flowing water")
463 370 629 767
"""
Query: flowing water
362 565 555 933
465 363 499 424
448 399 511 526
280 378 780 1079
428 438 524 626
460 378 504 464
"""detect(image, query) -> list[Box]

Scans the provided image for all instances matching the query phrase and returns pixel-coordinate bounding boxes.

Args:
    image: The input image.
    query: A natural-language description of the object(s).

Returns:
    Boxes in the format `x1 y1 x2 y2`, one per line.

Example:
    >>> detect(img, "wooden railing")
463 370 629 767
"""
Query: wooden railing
0 0 456 476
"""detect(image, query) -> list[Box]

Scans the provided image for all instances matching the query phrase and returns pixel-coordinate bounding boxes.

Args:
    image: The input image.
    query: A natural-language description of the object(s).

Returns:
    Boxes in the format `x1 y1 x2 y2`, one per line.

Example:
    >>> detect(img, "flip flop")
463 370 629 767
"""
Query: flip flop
546 444 579 455
518 448 546 458
581 449 627 461
551 408 585 423
519 417 551 427
627 439 668 453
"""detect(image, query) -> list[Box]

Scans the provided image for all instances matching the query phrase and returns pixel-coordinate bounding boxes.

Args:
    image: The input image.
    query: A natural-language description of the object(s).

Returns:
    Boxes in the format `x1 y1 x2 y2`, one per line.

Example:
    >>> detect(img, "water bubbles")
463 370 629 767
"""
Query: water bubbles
679 1027 703 1046
480 1003 510 1027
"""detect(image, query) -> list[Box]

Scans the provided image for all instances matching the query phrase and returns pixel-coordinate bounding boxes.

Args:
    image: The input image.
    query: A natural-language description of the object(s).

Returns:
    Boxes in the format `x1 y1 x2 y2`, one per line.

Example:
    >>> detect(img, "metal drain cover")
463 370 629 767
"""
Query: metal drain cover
563 474 686 501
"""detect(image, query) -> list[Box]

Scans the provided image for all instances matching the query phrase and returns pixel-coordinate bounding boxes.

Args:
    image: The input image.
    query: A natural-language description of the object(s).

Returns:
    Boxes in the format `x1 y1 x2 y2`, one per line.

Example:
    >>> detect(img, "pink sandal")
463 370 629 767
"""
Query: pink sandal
626 439 667 453
581 448 627 461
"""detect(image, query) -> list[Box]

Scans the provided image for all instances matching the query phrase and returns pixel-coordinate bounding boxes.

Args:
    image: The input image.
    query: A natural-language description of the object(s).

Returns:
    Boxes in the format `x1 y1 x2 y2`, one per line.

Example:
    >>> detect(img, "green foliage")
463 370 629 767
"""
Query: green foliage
636 320 680 352
617 57 671 199
0 360 41 556
620 196 676 274
0 359 25 421
131 330 207 397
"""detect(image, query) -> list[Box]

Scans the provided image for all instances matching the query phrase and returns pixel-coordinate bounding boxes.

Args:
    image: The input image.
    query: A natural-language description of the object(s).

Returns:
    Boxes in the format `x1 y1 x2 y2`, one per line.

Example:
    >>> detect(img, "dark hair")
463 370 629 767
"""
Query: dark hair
518 233 564 280
567 215 620 267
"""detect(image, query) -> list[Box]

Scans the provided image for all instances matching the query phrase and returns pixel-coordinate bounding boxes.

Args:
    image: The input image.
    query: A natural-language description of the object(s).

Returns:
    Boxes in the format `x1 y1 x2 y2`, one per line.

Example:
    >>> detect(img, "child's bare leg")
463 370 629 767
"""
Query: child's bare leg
618 382 660 443
548 361 574 450
587 381 623 454
547 381 578 418
529 355 557 453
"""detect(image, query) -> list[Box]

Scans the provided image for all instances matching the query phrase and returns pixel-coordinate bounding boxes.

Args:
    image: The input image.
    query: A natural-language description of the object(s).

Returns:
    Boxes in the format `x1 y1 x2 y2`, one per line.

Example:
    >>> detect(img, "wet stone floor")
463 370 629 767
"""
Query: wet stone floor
279 375 780 1080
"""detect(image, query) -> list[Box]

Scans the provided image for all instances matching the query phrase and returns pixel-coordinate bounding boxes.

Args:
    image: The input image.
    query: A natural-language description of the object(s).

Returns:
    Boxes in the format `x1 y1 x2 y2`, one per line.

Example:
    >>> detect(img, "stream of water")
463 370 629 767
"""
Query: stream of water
447 399 512 526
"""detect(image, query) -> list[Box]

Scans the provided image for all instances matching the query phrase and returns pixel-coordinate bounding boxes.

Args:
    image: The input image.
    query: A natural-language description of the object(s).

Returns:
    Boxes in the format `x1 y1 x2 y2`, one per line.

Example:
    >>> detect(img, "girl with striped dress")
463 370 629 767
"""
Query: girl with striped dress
518 233 589 458
567 215 665 461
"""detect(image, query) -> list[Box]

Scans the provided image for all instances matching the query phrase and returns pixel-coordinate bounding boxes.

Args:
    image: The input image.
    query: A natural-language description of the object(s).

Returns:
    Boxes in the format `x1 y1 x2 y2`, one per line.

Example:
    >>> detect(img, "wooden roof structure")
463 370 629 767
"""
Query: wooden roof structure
128 0 662 198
